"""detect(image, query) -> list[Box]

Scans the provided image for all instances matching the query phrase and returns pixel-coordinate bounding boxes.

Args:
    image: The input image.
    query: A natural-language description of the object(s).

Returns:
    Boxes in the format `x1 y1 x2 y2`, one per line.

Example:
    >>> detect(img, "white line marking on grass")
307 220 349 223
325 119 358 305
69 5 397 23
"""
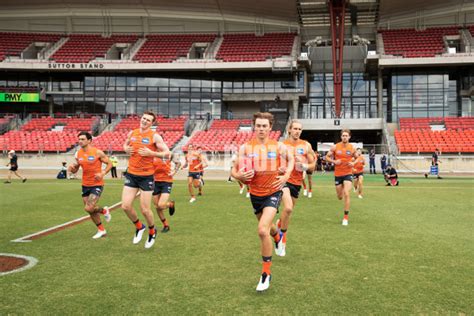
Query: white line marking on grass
10 215 91 243
10 200 125 243
0 253 38 276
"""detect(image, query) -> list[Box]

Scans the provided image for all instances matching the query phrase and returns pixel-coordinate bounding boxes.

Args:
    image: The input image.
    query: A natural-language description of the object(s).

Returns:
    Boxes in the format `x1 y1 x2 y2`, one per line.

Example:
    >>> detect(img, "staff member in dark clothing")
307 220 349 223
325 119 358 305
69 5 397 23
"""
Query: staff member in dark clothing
425 149 442 179
369 148 376 174
384 164 398 186
380 152 387 173
5 150 27 184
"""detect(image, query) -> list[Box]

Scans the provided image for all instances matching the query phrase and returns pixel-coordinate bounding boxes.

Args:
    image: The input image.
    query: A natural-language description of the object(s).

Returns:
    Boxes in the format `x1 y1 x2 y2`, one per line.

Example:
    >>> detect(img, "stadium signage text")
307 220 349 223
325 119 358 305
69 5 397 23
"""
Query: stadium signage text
48 63 105 69
0 93 39 103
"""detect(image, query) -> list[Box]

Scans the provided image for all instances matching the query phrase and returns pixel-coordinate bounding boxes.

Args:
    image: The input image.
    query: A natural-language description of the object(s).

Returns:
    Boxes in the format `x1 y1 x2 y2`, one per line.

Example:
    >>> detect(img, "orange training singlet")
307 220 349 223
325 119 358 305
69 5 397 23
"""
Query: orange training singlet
353 156 365 174
76 147 104 187
240 138 281 197
127 128 157 176
187 152 203 172
283 138 311 186
333 142 355 177
153 157 173 183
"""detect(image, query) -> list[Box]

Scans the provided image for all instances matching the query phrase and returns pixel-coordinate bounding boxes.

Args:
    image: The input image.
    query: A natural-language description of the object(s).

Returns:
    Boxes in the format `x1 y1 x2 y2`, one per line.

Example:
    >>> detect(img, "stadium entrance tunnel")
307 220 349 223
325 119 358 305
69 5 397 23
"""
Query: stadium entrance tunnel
301 129 382 151
0 253 38 276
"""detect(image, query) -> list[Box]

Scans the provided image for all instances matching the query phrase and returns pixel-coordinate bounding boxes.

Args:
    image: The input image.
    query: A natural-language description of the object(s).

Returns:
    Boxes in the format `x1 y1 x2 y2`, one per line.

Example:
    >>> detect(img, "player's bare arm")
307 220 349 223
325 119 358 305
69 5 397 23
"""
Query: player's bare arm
123 131 134 154
274 143 294 189
96 150 112 180
231 144 254 182
170 154 182 176
326 145 340 165
306 143 317 172
138 133 170 158
348 149 361 167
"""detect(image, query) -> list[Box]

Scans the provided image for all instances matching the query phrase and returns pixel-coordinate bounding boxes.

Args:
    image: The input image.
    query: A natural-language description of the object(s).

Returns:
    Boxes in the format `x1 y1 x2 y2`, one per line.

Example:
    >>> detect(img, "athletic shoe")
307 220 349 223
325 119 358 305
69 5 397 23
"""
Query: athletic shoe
256 273 271 292
144 230 157 249
133 225 146 244
169 200 175 216
424 173 428 178
103 207 112 222
277 235 286 257
198 192 202 196
22 178 27 183
239 187 244 194
274 231 284 256
308 192 312 198
92 230 107 239
161 226 170 233
278 242 286 257
246 192 250 198
303 189 308 196
4 181 11 184
358 195 363 199
189 197 196 203
342 218 349 226
227 177 232 183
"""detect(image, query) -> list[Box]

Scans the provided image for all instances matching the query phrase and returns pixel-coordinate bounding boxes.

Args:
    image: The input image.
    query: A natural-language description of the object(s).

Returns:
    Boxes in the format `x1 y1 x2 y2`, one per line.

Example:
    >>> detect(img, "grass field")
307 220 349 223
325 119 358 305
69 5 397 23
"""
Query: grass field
1 174 473 314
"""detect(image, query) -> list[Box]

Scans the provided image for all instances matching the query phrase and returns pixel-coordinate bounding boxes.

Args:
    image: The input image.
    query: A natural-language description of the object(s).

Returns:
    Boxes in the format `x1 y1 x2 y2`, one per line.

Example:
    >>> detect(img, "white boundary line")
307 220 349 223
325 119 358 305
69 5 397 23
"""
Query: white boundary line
10 200 123 243
0 253 38 276
10 215 90 243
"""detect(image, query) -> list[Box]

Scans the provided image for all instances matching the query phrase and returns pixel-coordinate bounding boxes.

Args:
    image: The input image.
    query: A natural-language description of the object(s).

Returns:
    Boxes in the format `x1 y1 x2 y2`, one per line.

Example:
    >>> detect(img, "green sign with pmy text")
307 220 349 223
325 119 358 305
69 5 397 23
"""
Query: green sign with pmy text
0 93 40 103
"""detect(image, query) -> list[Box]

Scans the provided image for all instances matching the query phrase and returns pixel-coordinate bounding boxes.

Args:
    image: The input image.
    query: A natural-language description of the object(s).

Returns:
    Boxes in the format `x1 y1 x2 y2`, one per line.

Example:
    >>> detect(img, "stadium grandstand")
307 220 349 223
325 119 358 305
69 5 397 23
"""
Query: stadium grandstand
0 0 472 173
1 1 474 314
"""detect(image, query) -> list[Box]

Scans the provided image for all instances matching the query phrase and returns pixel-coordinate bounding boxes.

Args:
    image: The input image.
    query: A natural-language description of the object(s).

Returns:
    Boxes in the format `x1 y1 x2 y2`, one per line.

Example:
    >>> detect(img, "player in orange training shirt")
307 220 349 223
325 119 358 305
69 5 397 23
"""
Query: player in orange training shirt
122 111 170 249
276 120 316 256
232 112 294 292
326 129 361 226
69 131 112 239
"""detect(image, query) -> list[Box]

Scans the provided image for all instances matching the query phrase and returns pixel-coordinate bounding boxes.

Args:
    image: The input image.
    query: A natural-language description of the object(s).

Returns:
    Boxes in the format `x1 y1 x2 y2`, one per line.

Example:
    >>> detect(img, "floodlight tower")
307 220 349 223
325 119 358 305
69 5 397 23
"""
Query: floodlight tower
328 0 347 118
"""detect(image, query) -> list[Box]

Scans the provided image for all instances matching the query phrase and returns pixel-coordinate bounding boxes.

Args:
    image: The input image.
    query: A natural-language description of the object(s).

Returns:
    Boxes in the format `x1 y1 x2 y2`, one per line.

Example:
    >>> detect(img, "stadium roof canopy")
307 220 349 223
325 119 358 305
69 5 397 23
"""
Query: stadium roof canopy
0 0 472 35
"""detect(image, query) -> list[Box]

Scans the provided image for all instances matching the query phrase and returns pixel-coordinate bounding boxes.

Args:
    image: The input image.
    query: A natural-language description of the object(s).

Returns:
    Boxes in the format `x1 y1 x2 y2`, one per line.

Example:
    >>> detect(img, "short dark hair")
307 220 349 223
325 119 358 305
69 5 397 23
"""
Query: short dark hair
143 110 156 122
78 131 92 140
253 112 274 126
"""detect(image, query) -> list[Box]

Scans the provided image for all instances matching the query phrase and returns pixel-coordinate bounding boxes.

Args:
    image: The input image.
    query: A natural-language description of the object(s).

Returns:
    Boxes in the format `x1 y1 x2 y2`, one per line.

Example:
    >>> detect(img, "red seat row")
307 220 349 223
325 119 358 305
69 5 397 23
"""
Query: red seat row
395 129 474 153
380 26 460 58
184 130 281 152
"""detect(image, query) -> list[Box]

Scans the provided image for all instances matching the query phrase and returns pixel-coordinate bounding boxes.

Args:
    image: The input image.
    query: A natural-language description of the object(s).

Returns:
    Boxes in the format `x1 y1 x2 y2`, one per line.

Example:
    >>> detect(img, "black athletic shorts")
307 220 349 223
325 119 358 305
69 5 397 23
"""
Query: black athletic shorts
124 172 154 191
9 164 18 171
250 190 283 215
335 174 353 186
283 182 301 199
82 186 104 197
188 172 201 180
153 181 173 195
353 172 364 179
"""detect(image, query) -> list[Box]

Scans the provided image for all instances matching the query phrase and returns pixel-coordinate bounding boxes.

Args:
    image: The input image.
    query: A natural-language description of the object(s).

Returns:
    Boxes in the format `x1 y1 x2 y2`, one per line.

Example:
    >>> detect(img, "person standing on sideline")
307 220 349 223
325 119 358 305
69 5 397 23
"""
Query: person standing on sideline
122 111 170 249
68 131 112 239
232 112 294 292
380 152 387 173
277 120 316 256
110 155 119 178
326 129 361 226
5 150 27 184
425 148 442 179
352 148 365 199
369 148 376 174
152 152 181 233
